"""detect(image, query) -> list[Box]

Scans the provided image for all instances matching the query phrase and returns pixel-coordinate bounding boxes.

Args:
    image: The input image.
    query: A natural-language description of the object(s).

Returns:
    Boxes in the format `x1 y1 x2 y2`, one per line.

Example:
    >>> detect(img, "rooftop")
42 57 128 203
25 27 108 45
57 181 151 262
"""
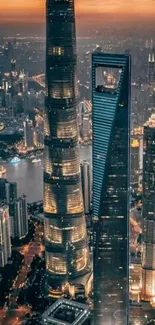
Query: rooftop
42 299 91 325
144 113 155 128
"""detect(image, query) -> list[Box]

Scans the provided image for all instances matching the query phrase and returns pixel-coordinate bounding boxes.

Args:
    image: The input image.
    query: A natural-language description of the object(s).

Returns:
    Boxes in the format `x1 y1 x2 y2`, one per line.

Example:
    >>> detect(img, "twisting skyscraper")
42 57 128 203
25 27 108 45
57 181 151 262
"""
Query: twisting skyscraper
44 0 90 297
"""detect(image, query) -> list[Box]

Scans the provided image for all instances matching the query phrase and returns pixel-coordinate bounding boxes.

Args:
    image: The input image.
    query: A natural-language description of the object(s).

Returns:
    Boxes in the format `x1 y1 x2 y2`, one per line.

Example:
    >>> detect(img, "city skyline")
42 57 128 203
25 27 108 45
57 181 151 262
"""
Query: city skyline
0 0 155 24
0 0 155 324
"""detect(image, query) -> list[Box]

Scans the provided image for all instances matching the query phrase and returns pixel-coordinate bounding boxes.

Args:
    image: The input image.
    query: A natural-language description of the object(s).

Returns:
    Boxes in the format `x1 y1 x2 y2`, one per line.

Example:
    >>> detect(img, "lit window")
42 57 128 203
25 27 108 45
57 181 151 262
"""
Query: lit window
48 46 64 56
76 249 88 272
44 220 62 243
46 253 67 275
71 222 86 242
44 184 57 213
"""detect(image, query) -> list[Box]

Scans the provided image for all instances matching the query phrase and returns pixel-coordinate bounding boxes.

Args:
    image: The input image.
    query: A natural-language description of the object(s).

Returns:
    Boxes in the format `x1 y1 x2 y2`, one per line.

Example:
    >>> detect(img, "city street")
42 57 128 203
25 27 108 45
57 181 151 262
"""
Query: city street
0 307 29 325
130 307 155 325
0 224 44 325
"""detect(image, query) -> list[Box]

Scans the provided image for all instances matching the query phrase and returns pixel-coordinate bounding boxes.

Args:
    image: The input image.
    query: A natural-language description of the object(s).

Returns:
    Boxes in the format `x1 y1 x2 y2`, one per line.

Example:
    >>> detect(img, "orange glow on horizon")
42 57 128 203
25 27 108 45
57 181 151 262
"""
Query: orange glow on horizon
0 0 155 23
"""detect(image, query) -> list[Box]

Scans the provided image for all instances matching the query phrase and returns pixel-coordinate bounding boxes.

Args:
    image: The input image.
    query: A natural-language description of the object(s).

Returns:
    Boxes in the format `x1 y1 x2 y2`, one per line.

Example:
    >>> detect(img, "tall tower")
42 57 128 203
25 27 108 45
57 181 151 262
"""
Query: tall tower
148 53 155 85
80 160 91 215
141 114 155 303
5 182 17 204
44 0 90 296
10 59 17 97
92 53 131 325
10 195 28 240
0 206 11 268
23 119 34 149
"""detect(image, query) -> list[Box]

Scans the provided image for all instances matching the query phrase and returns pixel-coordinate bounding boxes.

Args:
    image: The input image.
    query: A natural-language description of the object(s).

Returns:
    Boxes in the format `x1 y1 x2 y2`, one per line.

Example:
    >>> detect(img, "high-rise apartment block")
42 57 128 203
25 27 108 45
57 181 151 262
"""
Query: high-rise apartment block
81 160 91 214
0 179 17 204
92 53 131 325
24 118 34 149
148 53 155 85
0 206 11 267
5 182 17 204
0 178 7 202
10 195 28 240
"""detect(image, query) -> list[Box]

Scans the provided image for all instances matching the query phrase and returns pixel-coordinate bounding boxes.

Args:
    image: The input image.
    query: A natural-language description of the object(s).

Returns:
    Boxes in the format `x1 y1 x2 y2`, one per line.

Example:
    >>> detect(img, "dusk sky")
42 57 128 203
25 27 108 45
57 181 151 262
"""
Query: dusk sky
0 0 155 23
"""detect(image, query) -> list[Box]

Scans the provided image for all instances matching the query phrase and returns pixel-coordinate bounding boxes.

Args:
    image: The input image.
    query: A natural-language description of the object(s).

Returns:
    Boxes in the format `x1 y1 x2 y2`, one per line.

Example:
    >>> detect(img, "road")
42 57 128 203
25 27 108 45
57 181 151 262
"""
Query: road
0 307 29 325
0 224 44 325
130 307 155 325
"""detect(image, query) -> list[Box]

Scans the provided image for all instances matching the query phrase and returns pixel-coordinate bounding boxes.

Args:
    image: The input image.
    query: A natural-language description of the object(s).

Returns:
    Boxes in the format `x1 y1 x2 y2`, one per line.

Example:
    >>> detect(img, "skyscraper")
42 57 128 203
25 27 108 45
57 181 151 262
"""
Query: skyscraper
81 161 91 215
148 53 155 85
44 0 90 296
131 139 140 189
24 118 34 149
92 53 131 325
0 206 11 268
10 59 17 97
10 195 28 240
141 114 155 303
5 181 17 204
82 114 90 141
0 178 7 202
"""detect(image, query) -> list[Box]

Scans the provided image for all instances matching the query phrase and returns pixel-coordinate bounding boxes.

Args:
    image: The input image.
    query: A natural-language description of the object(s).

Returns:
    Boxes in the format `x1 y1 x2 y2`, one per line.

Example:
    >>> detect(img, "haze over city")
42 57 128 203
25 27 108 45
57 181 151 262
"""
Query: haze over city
0 0 155 36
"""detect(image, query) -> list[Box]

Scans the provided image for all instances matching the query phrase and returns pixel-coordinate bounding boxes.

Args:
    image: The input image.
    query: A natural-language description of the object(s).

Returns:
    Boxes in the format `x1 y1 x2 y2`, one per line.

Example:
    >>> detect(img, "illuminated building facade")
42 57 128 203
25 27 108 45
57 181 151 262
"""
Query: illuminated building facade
0 206 11 267
24 118 34 149
10 195 28 240
92 53 131 324
80 160 91 215
42 298 91 325
0 166 6 179
131 139 140 188
10 59 17 97
5 181 17 204
44 0 89 295
148 53 155 85
82 114 90 140
141 114 155 303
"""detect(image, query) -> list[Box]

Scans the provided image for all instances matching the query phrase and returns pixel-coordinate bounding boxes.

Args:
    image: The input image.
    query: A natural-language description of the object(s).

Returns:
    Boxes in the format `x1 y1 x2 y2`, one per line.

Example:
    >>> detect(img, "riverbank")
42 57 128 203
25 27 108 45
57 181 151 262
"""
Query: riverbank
1 145 92 203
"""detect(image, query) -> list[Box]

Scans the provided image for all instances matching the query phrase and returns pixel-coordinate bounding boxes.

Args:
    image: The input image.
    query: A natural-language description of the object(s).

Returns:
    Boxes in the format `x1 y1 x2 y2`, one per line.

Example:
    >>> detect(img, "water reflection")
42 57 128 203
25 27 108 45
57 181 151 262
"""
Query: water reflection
3 146 92 203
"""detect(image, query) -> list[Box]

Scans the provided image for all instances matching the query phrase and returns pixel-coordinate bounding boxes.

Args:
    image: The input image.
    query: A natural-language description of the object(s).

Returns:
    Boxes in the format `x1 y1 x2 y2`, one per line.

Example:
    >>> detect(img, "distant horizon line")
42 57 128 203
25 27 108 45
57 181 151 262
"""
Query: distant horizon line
0 12 155 25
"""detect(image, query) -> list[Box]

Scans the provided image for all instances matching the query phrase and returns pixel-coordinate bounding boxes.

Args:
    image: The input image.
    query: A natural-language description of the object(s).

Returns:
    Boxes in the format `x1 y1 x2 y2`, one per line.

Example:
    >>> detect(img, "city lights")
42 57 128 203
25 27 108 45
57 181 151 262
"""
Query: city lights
0 1 155 325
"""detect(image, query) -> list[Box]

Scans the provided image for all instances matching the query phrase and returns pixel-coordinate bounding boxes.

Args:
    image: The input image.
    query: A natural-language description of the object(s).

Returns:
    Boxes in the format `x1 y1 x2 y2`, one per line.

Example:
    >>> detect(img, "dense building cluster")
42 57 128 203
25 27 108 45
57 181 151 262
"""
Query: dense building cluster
0 176 28 268
0 1 155 325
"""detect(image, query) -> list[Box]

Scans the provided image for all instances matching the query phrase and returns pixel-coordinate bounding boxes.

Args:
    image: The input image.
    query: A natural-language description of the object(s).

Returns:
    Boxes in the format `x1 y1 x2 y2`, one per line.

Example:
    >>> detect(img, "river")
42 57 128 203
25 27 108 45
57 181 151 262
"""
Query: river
2 146 92 203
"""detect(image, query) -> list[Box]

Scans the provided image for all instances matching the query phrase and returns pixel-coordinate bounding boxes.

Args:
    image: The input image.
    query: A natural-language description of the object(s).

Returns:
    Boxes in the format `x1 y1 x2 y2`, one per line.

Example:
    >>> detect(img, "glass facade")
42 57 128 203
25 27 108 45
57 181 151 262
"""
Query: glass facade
44 0 89 294
141 119 155 302
92 53 131 325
